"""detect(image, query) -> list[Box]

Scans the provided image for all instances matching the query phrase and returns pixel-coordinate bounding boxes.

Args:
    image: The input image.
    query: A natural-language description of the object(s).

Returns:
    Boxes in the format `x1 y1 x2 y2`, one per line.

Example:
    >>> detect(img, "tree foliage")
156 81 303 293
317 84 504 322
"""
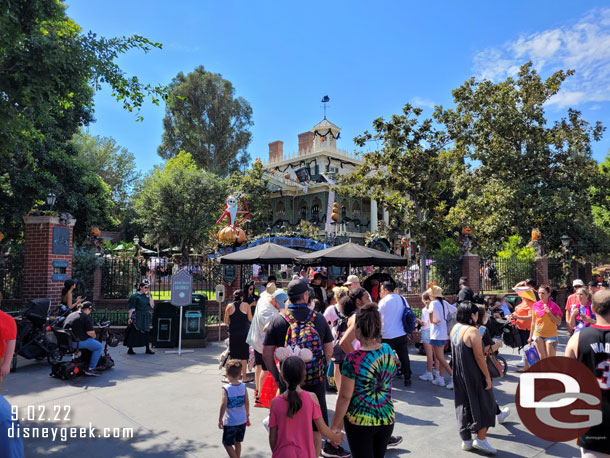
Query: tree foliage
496 235 536 262
0 0 165 240
437 63 608 257
226 159 271 235
338 104 458 290
158 66 253 176
132 152 227 261
592 151 610 248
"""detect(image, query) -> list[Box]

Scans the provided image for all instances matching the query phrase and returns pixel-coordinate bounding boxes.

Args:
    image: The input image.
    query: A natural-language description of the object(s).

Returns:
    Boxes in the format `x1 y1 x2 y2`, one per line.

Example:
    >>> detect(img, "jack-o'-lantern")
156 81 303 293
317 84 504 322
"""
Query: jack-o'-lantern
531 229 541 241
462 226 472 236
285 174 291 180
90 226 101 237
331 213 339 221
235 227 246 243
217 226 237 243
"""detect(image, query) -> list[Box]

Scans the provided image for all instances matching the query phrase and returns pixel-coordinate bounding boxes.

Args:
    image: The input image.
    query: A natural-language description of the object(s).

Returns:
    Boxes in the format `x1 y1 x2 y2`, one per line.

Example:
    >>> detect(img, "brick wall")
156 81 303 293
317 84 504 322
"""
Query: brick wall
23 216 75 305
461 254 480 293
268 141 283 162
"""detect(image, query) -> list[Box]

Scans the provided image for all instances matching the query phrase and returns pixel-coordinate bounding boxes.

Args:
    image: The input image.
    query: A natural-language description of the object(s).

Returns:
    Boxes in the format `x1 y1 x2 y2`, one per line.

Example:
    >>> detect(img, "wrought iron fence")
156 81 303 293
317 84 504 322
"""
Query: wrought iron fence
480 258 535 292
428 254 461 296
548 259 565 288
0 254 24 299
101 257 223 300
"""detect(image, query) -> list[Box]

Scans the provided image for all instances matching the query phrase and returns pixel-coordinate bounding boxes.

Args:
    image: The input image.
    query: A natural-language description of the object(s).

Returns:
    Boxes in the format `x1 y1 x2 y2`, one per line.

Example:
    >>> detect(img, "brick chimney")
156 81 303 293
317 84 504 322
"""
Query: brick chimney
268 141 283 162
298 132 314 156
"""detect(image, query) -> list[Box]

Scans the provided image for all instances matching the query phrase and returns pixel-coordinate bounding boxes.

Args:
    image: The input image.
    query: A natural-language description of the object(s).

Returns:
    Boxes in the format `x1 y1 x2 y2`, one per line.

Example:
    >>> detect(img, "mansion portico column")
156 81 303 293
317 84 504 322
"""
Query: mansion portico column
370 199 378 231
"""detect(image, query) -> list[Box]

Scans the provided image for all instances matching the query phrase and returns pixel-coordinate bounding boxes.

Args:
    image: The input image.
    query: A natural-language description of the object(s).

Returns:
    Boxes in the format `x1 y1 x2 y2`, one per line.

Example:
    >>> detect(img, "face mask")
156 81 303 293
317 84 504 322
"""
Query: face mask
308 301 315 310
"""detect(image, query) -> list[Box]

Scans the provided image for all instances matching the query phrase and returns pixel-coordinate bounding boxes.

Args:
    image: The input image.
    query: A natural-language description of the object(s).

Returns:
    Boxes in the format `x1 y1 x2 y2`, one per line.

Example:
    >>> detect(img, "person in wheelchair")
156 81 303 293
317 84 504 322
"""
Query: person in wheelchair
63 302 102 376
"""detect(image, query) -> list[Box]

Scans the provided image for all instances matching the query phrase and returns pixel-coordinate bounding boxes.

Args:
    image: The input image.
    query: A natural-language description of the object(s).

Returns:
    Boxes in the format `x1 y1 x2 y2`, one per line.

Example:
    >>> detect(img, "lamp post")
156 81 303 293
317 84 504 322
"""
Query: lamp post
133 235 140 257
46 190 57 211
561 234 571 287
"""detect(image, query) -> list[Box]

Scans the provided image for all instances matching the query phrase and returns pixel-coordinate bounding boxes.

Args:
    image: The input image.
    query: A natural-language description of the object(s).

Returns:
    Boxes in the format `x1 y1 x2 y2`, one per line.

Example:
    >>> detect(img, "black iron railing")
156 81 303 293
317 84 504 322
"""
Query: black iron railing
0 256 24 299
480 258 536 292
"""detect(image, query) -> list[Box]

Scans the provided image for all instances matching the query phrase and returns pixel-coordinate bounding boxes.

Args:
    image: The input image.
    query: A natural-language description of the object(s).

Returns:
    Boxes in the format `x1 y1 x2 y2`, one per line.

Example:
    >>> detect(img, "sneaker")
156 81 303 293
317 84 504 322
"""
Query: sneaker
516 358 525 368
127 348 135 355
432 376 446 387
446 379 454 389
321 442 351 458
419 372 434 381
461 440 473 451
496 406 510 424
84 369 100 377
472 438 496 454
387 436 403 447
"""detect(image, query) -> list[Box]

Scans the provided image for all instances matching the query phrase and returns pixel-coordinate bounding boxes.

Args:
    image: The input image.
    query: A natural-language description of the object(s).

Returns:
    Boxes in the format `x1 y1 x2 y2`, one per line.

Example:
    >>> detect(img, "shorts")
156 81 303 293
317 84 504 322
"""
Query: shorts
222 423 246 446
534 335 558 346
430 339 447 347
421 328 430 344
254 350 267 371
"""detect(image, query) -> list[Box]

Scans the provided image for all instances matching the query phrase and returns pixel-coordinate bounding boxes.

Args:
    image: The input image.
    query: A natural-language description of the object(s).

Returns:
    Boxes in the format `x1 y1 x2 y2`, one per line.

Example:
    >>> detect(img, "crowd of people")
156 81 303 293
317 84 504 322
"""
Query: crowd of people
218 271 610 458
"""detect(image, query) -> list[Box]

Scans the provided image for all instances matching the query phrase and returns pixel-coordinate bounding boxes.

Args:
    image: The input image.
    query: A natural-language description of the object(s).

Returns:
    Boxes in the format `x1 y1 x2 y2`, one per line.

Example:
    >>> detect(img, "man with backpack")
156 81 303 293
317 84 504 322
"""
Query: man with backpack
378 281 413 387
263 279 350 458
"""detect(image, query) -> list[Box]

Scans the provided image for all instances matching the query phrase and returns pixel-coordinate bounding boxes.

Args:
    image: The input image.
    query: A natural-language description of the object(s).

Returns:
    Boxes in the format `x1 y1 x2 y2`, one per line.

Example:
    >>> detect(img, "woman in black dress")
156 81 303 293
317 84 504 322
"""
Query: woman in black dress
124 281 155 355
450 301 497 454
244 281 259 316
224 290 252 382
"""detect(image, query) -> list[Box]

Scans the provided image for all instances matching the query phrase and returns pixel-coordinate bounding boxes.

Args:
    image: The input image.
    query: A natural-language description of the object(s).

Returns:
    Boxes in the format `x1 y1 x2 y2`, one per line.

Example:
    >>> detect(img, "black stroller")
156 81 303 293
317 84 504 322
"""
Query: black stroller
15 298 63 366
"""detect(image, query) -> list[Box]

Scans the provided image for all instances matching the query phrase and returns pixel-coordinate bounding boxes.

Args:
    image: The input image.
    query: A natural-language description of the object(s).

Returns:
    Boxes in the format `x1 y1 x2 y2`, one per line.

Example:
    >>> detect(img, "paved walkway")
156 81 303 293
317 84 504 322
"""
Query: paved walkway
4 334 578 457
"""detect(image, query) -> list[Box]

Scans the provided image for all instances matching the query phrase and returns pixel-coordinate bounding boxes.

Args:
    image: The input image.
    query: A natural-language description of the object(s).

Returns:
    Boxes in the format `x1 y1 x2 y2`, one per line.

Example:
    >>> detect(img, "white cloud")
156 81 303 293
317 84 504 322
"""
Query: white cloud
411 96 436 109
473 8 610 107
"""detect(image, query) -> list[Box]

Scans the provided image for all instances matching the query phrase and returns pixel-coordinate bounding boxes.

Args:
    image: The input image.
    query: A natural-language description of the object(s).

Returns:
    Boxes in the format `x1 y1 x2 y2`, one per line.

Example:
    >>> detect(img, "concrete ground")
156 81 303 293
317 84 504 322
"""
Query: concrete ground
3 333 579 458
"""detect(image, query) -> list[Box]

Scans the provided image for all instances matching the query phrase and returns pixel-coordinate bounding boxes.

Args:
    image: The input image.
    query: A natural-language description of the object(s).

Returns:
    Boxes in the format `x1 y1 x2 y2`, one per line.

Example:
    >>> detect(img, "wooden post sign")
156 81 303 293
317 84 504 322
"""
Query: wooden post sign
171 270 192 306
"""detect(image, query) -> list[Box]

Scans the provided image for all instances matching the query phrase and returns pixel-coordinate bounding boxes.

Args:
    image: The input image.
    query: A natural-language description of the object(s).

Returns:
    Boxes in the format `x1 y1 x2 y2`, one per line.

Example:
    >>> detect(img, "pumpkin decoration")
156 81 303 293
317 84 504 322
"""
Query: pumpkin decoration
90 226 101 237
531 228 541 241
285 173 291 180
0 232 3 243
462 226 472 236
333 202 339 209
217 226 237 243
331 213 339 221
234 227 246 243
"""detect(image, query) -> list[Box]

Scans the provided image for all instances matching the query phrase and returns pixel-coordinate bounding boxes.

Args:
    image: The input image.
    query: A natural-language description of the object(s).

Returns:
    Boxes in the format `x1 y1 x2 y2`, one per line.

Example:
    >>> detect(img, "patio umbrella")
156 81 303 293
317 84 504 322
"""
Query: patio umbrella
218 242 304 265
294 242 408 267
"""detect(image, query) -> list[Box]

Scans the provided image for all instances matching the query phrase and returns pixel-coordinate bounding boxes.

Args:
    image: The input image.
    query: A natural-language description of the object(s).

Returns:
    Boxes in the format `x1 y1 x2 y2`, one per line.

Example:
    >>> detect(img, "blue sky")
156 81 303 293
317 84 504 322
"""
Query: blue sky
66 1 610 173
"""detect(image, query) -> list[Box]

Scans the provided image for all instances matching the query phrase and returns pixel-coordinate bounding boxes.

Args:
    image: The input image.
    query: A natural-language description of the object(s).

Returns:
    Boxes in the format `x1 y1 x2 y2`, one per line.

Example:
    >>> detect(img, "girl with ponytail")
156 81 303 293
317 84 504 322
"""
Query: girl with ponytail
268 356 343 457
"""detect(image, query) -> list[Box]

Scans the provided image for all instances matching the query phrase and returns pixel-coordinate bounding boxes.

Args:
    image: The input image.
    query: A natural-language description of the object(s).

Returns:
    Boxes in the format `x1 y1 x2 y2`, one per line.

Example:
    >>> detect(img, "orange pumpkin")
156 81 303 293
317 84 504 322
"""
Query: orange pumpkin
285 174 291 179
217 226 237 243
531 229 541 241
462 226 472 236
235 227 247 243
332 202 339 209
331 213 339 221
90 226 101 237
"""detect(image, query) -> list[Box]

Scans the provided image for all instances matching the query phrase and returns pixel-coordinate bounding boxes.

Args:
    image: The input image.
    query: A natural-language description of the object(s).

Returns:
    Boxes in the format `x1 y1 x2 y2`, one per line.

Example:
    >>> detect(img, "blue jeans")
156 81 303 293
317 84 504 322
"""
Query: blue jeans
74 338 103 369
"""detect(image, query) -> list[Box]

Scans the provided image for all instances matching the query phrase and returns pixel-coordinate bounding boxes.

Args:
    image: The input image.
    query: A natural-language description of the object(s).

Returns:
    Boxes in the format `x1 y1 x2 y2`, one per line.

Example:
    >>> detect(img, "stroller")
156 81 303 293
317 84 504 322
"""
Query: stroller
50 319 119 380
15 298 63 366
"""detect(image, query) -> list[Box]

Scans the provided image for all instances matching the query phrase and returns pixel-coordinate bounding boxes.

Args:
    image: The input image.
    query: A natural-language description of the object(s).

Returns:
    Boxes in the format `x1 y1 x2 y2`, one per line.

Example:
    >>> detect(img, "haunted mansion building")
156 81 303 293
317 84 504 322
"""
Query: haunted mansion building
262 118 391 245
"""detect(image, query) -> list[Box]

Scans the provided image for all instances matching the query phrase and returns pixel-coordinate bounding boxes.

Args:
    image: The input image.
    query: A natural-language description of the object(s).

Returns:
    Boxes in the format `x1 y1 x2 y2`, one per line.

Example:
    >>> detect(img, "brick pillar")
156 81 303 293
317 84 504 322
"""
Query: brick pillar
585 262 593 283
23 215 76 305
92 267 102 301
461 254 480 293
222 264 242 304
535 257 548 286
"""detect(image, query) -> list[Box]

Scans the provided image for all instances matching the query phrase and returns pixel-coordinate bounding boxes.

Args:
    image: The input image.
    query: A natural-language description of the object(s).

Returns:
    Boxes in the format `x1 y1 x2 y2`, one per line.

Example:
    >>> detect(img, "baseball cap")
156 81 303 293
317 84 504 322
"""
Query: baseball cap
266 282 277 295
344 275 360 286
287 279 309 297
572 279 585 287
272 290 288 308
80 301 94 311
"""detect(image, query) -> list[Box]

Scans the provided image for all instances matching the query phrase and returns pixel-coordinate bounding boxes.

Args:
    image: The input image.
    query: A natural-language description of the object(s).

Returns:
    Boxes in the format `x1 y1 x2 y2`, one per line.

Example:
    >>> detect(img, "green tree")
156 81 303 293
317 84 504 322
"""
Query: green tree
226 159 271 235
0 0 166 240
593 151 610 247
339 104 458 291
437 63 609 257
133 152 227 262
158 66 253 176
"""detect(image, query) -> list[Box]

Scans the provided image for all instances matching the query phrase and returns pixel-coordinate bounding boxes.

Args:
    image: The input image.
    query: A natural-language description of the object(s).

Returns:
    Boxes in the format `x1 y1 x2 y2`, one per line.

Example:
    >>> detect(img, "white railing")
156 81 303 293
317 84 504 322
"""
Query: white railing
263 147 361 165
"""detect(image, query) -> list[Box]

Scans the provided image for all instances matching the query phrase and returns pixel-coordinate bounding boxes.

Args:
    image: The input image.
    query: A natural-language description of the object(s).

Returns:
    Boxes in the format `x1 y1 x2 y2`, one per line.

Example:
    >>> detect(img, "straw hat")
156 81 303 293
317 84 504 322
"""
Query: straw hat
425 283 444 298
266 282 277 295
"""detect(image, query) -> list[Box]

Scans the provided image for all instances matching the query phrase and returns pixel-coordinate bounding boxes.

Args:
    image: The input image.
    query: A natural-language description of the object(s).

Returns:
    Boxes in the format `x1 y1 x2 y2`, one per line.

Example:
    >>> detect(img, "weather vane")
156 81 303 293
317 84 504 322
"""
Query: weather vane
321 95 330 119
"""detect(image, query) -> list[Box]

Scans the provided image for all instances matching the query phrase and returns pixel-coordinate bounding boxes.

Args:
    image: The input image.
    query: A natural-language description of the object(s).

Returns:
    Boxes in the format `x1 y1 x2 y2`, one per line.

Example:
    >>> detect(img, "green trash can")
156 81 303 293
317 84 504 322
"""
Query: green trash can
152 301 179 348
180 293 207 347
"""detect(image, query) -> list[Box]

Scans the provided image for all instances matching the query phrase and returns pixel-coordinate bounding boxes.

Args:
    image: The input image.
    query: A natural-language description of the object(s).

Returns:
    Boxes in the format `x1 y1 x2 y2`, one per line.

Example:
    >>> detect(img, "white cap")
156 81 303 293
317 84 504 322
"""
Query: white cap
344 275 360 286
572 279 585 287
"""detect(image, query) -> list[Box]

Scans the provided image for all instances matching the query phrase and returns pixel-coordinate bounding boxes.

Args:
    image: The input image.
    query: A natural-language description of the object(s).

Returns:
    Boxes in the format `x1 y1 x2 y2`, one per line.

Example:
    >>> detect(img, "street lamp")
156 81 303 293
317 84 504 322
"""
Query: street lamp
561 234 571 249
46 190 57 211
133 235 140 245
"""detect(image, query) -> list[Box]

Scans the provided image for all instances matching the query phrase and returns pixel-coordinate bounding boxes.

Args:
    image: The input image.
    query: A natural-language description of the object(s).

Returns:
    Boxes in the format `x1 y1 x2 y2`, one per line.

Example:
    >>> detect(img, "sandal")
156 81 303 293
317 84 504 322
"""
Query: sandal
243 377 254 383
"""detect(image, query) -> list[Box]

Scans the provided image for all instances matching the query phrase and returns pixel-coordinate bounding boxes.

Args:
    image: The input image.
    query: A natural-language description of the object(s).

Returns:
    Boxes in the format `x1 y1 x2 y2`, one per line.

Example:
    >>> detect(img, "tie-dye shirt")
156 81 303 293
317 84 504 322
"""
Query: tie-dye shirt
341 343 395 426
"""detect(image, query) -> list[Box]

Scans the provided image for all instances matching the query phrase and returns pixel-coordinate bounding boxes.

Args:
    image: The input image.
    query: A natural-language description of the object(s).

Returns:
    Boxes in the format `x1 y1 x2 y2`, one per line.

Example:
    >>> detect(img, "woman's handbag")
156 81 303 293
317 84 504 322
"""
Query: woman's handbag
486 353 503 379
